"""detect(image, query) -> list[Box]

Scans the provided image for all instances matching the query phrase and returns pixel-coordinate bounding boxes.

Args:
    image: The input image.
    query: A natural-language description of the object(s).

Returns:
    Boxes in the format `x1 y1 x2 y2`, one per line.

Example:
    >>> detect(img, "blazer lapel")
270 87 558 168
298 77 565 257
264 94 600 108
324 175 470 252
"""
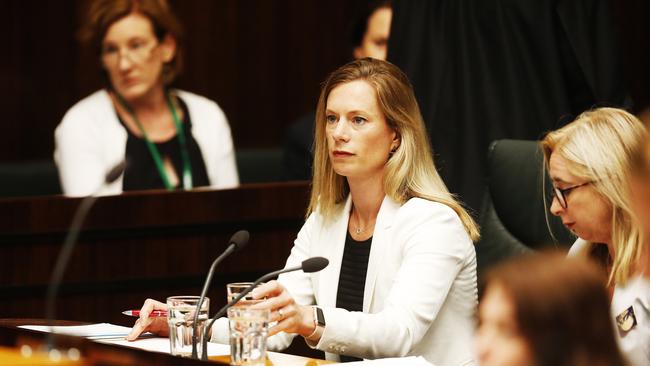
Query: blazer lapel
363 196 400 311
317 196 352 308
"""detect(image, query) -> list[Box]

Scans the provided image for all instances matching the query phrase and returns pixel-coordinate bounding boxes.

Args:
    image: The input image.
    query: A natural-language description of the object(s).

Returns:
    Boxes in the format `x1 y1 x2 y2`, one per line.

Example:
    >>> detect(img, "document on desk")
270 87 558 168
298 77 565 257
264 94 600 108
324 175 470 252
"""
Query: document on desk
98 337 230 356
346 356 435 365
19 323 230 356
19 323 145 340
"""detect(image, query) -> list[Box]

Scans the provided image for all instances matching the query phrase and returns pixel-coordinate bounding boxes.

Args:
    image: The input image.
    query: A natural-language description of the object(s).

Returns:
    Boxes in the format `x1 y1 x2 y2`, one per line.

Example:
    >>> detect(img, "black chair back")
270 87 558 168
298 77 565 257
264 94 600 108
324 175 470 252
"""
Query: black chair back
236 148 283 184
0 160 61 198
476 140 575 290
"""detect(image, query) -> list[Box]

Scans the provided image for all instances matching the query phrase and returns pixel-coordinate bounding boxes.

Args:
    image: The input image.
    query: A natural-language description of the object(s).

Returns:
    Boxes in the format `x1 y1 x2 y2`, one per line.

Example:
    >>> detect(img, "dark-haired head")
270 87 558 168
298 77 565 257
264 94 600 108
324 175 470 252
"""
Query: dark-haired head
478 252 626 366
350 1 392 60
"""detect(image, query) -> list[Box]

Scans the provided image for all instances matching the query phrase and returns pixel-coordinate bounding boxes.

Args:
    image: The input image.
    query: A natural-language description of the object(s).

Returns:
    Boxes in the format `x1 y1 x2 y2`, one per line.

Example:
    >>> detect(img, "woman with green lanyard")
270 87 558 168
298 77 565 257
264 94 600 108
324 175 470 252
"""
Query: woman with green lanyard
54 0 238 196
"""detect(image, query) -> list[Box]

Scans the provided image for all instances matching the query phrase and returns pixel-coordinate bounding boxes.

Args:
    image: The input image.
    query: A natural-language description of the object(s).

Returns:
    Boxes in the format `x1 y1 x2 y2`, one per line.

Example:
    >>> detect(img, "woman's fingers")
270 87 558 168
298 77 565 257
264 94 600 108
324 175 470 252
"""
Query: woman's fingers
250 281 294 310
272 303 297 323
243 281 314 337
268 315 294 337
126 318 150 341
267 306 303 337
251 280 285 299
126 298 168 341
250 289 294 315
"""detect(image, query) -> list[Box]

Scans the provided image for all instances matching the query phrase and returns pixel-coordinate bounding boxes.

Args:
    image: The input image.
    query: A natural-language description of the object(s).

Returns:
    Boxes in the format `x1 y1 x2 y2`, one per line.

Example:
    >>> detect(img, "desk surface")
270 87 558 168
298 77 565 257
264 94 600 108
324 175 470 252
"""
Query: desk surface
0 319 332 366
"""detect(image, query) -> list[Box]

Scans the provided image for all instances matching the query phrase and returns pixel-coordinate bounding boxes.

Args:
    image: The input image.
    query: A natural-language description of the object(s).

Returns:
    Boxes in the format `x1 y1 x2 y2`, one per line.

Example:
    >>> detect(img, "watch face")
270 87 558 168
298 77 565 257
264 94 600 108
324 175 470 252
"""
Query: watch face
316 307 326 326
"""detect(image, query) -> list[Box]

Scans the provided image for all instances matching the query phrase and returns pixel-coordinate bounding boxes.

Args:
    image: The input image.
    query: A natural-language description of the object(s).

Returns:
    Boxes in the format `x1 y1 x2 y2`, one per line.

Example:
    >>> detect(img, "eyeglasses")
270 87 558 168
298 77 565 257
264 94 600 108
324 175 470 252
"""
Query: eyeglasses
101 39 158 67
551 181 593 209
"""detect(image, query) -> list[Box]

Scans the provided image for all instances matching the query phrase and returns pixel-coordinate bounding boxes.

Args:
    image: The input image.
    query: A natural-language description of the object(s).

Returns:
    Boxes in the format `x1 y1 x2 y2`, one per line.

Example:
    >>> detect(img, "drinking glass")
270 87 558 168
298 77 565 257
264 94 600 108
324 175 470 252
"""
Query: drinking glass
226 282 263 307
166 296 209 358
227 307 270 366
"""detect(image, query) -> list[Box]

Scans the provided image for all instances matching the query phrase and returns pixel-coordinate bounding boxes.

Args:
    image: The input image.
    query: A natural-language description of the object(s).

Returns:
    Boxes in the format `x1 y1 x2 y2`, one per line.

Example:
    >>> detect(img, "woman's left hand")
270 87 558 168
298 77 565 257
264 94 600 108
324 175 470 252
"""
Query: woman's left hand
251 280 315 337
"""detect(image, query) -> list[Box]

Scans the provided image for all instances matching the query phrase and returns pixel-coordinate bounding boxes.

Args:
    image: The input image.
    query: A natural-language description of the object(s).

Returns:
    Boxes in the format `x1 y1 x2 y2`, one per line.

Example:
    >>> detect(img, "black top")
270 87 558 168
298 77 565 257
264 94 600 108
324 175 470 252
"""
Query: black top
335 231 372 362
119 98 210 191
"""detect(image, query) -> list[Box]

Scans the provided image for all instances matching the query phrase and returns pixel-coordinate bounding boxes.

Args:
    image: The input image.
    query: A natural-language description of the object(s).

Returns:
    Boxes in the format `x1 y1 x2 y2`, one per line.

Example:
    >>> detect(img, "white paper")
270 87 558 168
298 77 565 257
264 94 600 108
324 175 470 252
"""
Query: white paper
19 323 141 339
19 323 229 356
344 356 435 365
98 337 230 356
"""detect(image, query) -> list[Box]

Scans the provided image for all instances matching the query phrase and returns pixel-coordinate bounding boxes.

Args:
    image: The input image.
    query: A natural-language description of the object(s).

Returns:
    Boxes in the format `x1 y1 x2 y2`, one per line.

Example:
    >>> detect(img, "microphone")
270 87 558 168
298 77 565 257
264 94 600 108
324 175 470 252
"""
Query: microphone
190 230 250 359
45 161 126 351
200 256 329 360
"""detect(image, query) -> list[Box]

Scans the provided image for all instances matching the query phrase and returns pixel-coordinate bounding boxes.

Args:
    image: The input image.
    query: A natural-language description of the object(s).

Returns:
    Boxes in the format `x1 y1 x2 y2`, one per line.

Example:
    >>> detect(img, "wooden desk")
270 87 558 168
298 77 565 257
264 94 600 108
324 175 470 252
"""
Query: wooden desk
0 320 217 365
0 319 330 366
0 182 309 327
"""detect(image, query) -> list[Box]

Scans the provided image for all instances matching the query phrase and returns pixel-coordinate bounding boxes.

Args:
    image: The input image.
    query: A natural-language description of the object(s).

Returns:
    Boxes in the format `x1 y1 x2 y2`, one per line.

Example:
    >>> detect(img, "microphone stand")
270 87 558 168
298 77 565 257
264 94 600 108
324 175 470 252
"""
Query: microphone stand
200 265 302 361
44 196 97 351
190 242 238 358
44 161 125 352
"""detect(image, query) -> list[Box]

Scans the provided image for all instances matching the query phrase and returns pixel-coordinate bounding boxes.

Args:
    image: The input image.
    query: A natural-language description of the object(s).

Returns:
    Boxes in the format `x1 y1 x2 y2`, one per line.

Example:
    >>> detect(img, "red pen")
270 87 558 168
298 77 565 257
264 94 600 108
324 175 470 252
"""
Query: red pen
122 310 168 317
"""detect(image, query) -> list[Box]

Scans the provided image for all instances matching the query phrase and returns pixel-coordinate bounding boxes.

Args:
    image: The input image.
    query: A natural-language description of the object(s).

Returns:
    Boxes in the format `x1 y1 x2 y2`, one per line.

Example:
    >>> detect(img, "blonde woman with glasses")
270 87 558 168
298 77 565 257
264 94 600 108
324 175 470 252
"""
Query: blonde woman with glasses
54 0 238 196
541 107 649 365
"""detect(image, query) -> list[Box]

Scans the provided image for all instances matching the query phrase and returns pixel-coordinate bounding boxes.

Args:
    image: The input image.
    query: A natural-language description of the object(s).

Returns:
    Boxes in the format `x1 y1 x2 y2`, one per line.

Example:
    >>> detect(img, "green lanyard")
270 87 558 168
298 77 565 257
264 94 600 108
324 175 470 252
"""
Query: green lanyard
115 91 193 190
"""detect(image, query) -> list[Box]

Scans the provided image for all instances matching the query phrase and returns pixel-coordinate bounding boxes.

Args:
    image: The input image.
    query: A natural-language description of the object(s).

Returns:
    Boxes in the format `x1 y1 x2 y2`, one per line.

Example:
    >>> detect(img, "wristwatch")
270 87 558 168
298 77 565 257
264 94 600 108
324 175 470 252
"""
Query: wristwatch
306 306 325 340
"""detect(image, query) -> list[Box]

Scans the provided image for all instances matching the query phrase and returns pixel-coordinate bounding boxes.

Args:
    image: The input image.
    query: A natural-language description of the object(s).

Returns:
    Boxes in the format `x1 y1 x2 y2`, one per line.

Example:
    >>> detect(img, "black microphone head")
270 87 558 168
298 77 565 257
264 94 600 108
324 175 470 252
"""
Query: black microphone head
105 160 127 184
229 230 250 252
301 257 329 273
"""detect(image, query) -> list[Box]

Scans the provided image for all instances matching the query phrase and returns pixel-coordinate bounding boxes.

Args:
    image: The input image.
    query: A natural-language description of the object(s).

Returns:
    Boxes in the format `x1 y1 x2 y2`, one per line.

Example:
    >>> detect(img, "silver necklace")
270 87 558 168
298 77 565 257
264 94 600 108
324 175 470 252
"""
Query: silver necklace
351 212 372 235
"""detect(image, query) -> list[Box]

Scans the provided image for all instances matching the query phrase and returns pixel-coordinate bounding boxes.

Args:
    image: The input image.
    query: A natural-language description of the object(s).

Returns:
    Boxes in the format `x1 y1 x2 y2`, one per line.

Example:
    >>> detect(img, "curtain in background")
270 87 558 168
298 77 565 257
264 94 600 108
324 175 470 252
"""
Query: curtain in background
388 0 628 213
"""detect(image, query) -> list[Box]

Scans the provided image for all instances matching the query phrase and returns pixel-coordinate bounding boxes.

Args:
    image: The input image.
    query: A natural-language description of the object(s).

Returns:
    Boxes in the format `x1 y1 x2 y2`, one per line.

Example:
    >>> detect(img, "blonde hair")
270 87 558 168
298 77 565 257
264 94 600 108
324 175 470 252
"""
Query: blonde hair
541 107 647 286
308 58 479 241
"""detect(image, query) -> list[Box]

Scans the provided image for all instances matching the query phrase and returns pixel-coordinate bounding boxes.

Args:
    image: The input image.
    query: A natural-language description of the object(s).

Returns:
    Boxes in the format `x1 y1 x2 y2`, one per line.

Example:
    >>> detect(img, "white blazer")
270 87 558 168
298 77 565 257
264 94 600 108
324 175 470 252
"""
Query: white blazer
210 195 477 366
54 89 239 196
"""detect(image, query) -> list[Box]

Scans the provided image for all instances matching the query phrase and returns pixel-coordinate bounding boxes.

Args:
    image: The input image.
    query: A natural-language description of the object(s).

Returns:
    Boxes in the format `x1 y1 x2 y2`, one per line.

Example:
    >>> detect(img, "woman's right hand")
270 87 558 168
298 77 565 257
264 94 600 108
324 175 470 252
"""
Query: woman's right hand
126 299 169 341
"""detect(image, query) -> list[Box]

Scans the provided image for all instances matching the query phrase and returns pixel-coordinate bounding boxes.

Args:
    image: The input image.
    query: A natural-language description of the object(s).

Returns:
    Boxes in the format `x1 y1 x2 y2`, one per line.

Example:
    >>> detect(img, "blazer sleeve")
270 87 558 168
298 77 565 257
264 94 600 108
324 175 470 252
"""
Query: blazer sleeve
207 102 239 189
314 202 474 359
54 104 124 196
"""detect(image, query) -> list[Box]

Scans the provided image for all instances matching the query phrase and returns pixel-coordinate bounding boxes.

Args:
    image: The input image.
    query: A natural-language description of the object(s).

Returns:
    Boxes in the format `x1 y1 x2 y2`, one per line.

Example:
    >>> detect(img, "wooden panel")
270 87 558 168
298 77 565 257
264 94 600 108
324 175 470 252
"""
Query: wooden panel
0 182 310 328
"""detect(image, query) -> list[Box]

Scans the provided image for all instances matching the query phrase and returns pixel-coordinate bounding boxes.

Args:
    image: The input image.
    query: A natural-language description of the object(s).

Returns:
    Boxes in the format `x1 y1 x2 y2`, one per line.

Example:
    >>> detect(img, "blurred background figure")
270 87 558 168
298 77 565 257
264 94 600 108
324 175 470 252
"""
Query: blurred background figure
351 0 392 61
477 252 627 366
388 0 630 214
541 108 648 365
283 0 392 181
54 0 238 196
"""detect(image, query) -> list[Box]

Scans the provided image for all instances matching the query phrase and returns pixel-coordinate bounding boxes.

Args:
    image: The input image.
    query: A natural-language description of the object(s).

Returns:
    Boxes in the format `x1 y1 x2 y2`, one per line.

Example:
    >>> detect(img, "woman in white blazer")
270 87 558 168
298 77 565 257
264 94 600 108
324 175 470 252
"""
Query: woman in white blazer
128 58 479 365
54 0 238 196
247 58 479 365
